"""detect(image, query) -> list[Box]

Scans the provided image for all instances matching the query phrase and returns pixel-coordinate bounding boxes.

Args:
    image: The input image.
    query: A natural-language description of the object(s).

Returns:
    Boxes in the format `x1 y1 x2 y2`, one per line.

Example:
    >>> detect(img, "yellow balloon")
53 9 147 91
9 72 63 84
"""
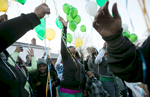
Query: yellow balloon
0 0 8 12
75 38 83 47
45 28 55 41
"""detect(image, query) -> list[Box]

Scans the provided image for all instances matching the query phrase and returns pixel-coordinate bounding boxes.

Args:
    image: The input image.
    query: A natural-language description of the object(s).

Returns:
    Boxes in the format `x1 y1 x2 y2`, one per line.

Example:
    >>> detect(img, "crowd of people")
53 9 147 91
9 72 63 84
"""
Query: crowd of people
0 1 149 97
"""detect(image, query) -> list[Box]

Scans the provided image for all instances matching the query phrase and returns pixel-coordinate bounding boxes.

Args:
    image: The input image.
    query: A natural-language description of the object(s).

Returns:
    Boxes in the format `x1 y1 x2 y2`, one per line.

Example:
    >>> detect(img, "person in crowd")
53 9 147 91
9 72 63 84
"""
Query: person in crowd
94 42 119 97
88 47 100 79
55 54 63 81
84 55 90 72
93 1 150 91
55 54 63 96
0 3 50 97
59 16 85 97
32 58 60 97
7 45 37 96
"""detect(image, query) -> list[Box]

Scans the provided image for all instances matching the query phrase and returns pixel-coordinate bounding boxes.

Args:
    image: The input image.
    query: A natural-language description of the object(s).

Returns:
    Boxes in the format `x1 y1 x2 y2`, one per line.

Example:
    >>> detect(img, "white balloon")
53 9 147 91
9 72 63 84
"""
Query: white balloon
122 24 129 32
86 1 97 17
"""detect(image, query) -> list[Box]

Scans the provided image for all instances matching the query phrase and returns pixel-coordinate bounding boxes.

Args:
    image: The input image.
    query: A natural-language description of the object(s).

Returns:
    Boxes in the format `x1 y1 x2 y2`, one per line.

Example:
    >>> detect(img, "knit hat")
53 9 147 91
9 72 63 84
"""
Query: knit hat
37 58 47 67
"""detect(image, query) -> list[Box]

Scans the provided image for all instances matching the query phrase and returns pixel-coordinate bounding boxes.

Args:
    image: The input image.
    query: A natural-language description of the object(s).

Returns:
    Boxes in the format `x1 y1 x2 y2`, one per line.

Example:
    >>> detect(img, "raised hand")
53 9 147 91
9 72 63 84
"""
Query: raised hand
15 45 23 53
27 48 34 57
59 16 68 27
93 1 121 37
34 3 50 19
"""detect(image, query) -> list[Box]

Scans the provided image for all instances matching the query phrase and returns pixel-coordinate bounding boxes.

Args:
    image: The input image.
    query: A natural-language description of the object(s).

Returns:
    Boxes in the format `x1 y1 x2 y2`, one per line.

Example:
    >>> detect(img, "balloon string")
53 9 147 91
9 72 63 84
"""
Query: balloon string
138 0 150 35
62 32 79 75
126 0 134 32
46 72 49 97
53 0 59 17
52 0 79 74
44 16 52 97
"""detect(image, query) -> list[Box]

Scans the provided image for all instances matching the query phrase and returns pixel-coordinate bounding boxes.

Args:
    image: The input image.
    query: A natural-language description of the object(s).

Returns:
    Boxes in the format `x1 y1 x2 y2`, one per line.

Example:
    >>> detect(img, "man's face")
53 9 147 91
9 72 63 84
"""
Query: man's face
38 64 47 74
92 48 97 55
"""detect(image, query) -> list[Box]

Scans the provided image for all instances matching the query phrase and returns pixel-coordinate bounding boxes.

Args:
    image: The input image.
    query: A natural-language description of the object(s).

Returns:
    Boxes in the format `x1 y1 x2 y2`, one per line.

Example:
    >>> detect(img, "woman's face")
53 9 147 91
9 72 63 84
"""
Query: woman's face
38 64 47 74
69 47 76 57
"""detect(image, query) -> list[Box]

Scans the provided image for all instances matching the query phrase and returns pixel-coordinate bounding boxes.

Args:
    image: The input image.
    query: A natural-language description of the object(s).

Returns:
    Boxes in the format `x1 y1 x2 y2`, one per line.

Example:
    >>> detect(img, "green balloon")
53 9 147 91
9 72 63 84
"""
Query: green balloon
66 14 73 22
69 21 77 32
74 15 81 24
35 18 45 37
36 29 45 37
123 30 130 38
55 18 63 29
16 0 26 4
80 25 86 32
37 34 45 41
70 7 78 19
129 33 138 43
40 18 45 26
70 5 73 9
67 33 73 43
63 3 70 15
96 0 108 7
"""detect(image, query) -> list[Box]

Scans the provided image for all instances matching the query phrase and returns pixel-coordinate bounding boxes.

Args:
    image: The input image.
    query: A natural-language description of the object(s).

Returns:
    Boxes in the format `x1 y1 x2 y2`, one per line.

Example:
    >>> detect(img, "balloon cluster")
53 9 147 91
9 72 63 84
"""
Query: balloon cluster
122 24 138 43
35 18 55 41
61 3 86 32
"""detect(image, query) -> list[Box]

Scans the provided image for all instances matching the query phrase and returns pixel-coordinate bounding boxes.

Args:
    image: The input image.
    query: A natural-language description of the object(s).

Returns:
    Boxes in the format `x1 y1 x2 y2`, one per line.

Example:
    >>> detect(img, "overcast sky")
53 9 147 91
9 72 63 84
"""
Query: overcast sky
1 0 150 53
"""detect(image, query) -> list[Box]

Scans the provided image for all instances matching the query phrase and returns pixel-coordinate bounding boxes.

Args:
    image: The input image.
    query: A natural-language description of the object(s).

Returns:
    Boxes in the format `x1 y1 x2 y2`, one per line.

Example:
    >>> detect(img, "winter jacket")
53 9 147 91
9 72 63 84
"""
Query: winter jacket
0 13 40 97
88 48 113 79
60 27 85 90
7 52 37 94
103 29 150 90
32 65 60 97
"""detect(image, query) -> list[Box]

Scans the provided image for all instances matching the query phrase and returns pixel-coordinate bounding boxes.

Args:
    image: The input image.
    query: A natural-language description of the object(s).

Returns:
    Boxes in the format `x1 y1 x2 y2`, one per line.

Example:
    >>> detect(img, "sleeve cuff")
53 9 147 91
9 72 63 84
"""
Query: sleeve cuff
25 13 40 29
31 57 36 60
103 29 125 48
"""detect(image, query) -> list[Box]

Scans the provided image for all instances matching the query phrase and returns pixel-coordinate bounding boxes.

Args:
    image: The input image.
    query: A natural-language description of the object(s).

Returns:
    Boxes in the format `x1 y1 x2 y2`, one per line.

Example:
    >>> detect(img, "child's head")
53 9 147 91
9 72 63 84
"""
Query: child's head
37 58 47 74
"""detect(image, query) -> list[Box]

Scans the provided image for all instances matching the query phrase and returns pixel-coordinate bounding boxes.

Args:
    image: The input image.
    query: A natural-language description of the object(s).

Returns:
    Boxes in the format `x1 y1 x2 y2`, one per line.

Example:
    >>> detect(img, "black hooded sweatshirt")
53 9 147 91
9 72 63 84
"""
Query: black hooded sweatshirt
32 64 60 97
103 29 150 90
0 13 40 97
60 27 85 90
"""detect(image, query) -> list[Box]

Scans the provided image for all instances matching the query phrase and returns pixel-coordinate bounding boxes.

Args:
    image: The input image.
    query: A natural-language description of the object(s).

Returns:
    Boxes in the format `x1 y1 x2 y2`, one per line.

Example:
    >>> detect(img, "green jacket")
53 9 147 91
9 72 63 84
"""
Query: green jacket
8 52 37 94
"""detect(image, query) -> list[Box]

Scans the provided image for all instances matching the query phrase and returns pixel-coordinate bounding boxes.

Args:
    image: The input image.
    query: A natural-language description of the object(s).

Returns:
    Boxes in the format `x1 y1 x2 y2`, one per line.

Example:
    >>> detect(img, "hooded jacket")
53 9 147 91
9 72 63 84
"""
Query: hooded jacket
0 13 40 97
32 59 60 97
60 27 85 90
7 52 37 94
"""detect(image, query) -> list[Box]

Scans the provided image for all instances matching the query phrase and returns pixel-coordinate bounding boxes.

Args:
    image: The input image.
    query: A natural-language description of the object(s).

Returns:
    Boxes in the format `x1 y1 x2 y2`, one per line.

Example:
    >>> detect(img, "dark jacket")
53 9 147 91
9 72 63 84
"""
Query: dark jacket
103 29 150 90
32 65 60 97
60 27 85 90
0 13 40 97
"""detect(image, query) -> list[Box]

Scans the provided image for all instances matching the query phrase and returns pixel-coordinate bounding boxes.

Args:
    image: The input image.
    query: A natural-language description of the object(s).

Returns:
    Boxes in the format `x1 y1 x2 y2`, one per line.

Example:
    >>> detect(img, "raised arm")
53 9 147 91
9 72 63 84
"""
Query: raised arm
59 17 68 60
0 3 50 53
93 1 143 82
26 48 37 73
7 45 21 66
95 42 107 64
